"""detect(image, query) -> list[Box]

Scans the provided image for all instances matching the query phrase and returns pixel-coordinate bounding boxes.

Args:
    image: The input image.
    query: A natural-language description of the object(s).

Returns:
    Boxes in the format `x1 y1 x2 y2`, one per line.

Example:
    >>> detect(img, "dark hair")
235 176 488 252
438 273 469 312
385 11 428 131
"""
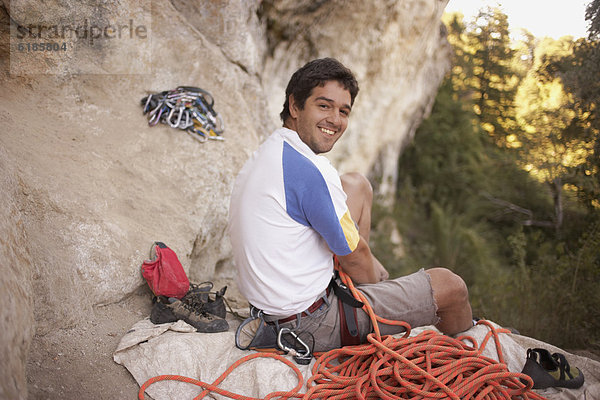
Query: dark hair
280 58 359 123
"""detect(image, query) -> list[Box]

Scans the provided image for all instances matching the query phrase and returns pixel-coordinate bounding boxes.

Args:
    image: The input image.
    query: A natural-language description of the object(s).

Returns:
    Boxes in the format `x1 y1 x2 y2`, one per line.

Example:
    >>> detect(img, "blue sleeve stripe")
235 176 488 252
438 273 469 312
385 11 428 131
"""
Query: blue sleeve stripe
282 142 353 255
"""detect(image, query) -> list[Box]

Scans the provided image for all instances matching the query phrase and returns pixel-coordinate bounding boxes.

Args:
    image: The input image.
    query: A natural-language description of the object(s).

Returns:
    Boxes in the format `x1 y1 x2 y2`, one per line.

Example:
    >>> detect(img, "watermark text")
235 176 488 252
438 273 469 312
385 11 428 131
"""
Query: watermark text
15 19 147 46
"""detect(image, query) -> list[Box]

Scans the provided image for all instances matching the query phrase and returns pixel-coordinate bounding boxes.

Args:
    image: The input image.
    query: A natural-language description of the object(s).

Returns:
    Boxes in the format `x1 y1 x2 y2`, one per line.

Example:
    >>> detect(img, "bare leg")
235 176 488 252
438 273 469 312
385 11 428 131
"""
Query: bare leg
341 173 472 332
341 172 389 281
426 267 473 335
341 174 472 332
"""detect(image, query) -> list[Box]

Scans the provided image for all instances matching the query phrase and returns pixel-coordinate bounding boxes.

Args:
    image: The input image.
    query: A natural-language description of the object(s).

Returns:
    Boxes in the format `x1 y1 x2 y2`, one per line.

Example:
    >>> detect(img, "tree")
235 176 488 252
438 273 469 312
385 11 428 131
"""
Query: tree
392 78 499 284
514 37 593 234
443 12 474 100
371 4 600 348
465 7 520 146
551 0 600 210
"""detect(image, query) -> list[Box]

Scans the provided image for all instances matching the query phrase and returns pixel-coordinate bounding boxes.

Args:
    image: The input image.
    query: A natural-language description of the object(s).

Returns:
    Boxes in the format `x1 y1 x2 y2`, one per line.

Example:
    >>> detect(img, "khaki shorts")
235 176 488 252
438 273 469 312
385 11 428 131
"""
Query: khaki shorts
279 268 439 352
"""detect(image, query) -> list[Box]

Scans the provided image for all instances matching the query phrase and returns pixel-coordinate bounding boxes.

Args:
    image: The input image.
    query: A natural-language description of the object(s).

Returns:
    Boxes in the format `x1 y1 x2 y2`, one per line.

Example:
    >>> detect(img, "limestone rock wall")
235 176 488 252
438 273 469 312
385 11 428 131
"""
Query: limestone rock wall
0 0 450 398
0 148 35 400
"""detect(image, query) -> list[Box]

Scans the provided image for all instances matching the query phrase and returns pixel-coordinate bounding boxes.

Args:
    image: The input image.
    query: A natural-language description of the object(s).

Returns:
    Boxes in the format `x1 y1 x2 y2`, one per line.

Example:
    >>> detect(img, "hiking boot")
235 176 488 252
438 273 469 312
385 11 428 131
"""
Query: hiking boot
167 298 229 333
150 297 229 333
182 282 227 319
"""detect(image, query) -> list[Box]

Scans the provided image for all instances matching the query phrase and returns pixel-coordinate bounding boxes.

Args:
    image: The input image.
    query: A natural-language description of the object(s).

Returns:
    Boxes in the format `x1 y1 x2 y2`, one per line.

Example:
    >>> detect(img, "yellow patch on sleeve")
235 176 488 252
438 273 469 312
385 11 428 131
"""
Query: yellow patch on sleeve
340 210 359 252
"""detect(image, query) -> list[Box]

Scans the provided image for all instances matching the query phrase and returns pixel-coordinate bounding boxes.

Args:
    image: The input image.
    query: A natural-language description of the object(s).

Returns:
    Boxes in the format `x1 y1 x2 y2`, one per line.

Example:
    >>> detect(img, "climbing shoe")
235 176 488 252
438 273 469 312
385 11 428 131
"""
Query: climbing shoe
181 282 227 319
150 296 229 333
150 298 178 324
521 348 584 389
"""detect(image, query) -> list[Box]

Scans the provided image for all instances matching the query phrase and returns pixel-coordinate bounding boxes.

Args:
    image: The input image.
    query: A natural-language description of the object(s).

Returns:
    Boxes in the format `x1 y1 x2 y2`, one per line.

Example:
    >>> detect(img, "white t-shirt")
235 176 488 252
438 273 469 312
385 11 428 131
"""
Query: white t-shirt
228 128 360 316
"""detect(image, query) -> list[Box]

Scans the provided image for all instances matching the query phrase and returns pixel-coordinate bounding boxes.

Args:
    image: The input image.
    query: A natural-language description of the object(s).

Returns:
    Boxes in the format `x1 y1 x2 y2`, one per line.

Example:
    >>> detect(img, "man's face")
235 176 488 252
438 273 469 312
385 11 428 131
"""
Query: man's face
288 80 352 154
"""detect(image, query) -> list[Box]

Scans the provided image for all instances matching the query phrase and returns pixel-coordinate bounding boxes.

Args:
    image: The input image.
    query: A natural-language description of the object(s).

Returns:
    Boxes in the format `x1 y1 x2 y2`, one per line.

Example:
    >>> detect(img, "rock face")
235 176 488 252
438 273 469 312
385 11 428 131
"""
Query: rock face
0 0 450 398
261 0 452 195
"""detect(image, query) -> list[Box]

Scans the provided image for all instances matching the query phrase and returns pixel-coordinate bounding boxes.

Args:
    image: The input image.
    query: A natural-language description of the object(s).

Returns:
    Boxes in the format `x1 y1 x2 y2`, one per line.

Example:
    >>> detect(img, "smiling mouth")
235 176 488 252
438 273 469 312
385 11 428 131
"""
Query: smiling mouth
320 127 336 136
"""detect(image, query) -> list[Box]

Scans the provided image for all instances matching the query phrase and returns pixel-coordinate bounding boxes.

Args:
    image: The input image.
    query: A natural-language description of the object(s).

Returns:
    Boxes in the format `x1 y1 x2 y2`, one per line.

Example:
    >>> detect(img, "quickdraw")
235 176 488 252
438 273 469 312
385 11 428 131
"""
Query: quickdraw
141 86 225 143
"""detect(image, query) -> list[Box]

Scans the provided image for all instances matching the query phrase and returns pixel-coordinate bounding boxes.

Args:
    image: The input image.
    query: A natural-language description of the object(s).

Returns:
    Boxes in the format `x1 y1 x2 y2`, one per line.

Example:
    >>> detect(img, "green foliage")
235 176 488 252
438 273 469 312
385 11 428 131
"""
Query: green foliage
495 222 600 348
371 5 600 351
445 8 520 145
547 1 600 212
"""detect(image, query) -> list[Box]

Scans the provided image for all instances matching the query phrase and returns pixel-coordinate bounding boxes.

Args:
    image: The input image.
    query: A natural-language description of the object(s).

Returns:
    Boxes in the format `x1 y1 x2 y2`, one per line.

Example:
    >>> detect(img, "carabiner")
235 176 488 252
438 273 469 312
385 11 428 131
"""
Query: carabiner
250 305 264 319
191 108 208 124
187 126 208 143
148 104 167 126
168 106 184 128
178 109 193 129
142 94 153 114
277 327 312 364
147 99 163 119
212 113 225 134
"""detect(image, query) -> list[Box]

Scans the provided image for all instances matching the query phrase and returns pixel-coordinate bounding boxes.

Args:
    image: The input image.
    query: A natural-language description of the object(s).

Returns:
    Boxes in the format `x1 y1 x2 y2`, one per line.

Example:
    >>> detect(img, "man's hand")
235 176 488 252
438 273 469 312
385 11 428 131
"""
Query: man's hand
373 255 389 281
336 236 379 284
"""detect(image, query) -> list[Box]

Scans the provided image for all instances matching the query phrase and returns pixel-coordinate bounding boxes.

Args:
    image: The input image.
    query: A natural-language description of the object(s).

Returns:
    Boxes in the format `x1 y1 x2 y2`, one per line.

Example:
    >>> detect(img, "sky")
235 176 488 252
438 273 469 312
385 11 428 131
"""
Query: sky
445 0 590 39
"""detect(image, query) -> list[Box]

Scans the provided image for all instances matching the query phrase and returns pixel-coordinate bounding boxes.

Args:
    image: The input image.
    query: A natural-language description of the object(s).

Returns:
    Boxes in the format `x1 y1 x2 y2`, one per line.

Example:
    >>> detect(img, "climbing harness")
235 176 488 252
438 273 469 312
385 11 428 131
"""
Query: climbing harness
235 305 315 365
139 268 549 400
235 306 279 352
330 271 364 346
140 86 224 143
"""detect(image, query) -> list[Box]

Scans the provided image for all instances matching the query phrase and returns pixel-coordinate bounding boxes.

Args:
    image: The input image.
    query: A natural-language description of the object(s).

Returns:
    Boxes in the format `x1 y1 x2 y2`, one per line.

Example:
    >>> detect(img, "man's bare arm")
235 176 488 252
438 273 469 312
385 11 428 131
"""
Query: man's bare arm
337 236 379 284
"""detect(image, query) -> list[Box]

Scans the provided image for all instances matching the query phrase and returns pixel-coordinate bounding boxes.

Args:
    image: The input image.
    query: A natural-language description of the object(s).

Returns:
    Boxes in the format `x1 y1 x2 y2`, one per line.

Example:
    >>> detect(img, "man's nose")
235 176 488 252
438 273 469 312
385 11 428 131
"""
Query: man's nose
327 109 342 125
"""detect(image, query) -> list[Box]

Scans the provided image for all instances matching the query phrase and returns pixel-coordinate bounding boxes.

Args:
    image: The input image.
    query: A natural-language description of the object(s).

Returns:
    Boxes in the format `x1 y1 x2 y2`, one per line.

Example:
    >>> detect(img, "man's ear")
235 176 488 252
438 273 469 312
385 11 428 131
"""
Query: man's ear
288 95 299 119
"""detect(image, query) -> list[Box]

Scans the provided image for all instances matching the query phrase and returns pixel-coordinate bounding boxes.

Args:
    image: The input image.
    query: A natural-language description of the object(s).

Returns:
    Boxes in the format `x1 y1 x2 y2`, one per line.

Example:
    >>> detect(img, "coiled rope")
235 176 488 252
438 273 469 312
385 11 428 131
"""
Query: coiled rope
139 269 547 400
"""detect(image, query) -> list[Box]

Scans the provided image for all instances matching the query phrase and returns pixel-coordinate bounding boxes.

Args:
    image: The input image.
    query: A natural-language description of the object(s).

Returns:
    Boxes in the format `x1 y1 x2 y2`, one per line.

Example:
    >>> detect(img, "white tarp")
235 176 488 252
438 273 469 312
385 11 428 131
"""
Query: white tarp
114 318 600 400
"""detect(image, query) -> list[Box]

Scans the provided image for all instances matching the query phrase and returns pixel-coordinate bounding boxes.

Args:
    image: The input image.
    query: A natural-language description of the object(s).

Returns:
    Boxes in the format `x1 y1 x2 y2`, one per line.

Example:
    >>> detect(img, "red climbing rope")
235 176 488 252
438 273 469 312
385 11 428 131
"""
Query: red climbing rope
138 352 303 400
300 268 547 400
139 269 548 400
304 322 544 399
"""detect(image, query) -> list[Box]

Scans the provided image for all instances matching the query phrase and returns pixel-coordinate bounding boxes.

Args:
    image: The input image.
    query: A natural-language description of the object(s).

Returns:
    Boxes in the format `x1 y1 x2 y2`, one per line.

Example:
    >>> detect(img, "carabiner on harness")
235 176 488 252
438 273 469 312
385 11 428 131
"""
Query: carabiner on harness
277 327 312 365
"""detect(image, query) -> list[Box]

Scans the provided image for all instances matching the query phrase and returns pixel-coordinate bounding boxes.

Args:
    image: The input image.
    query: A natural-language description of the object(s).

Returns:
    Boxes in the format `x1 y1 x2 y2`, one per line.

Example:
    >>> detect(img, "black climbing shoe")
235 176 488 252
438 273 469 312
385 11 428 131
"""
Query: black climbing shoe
182 282 227 319
150 297 178 324
521 348 584 389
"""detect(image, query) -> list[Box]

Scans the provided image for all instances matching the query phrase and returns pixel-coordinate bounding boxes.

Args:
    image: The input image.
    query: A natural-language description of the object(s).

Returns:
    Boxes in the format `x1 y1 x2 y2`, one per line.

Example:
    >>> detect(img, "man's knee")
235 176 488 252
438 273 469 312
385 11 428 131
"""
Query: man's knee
426 267 469 308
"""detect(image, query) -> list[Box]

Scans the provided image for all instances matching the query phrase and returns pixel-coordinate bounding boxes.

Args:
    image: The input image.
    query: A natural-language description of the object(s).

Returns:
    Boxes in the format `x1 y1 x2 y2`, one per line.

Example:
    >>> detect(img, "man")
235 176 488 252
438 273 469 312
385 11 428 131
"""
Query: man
228 58 473 352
